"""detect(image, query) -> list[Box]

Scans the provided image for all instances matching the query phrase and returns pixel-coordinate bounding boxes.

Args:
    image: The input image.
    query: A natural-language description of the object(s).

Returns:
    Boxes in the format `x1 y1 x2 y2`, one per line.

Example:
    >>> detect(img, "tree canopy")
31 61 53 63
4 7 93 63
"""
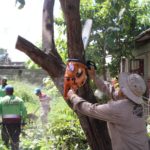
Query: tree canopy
80 0 150 77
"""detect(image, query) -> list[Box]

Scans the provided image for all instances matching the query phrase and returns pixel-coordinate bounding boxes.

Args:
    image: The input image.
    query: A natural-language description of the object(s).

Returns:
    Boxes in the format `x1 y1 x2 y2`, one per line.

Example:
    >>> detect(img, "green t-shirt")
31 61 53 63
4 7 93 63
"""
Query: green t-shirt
0 95 27 122
0 85 6 97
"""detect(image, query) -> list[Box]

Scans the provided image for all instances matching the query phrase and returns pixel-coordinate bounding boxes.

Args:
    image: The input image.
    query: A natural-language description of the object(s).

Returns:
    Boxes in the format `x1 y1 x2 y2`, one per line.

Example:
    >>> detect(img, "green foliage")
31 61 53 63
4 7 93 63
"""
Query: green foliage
15 0 150 79
49 98 89 150
42 77 61 98
0 80 89 149
9 80 37 103
49 121 88 150
80 0 150 77
0 140 8 150
19 97 89 150
107 57 120 77
55 22 68 63
25 59 40 69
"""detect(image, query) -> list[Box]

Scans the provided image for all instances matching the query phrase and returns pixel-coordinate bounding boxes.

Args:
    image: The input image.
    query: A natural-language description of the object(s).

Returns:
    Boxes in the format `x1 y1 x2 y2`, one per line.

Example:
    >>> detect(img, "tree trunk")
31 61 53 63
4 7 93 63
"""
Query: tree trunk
59 0 85 61
16 0 112 149
59 1 112 149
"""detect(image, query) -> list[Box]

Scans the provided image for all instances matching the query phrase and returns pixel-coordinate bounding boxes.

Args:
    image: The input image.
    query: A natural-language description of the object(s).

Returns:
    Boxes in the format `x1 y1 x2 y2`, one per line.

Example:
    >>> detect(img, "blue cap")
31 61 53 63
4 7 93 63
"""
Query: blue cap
34 88 41 94
5 85 14 92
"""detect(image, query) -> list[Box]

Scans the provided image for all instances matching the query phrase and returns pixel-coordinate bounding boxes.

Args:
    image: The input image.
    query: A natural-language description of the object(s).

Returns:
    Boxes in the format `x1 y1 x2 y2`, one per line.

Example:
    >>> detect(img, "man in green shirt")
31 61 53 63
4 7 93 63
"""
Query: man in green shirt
0 85 27 150
0 77 8 97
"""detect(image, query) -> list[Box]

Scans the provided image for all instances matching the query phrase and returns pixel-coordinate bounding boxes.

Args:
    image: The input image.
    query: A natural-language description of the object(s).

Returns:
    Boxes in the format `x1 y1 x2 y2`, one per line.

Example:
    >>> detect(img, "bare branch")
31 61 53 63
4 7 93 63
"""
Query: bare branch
15 35 64 78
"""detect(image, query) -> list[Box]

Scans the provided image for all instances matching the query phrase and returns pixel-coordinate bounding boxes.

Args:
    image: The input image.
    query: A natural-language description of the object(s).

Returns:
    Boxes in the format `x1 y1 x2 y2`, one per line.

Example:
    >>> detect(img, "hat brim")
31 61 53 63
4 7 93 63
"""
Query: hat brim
119 73 144 104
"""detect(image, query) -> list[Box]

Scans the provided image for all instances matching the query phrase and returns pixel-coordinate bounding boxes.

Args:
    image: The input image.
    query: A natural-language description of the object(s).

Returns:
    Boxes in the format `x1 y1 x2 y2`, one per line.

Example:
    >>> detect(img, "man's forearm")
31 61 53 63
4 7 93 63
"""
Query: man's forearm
93 75 112 98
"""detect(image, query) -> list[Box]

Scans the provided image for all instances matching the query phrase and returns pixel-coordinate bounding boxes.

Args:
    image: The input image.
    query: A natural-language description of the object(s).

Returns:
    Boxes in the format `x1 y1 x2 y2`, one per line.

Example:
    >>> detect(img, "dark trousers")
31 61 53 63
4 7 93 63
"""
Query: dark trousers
2 123 21 150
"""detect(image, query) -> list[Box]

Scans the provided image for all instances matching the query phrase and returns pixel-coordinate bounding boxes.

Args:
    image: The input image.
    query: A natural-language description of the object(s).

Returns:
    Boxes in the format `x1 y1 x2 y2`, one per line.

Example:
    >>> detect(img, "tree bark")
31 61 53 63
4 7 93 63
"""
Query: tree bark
42 0 55 54
15 35 65 94
16 0 112 149
59 0 85 61
59 1 112 148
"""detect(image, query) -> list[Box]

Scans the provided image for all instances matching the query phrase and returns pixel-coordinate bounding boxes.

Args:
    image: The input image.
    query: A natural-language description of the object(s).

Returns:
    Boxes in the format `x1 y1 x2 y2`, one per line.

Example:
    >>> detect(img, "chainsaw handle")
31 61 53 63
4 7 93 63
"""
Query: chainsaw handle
86 60 97 70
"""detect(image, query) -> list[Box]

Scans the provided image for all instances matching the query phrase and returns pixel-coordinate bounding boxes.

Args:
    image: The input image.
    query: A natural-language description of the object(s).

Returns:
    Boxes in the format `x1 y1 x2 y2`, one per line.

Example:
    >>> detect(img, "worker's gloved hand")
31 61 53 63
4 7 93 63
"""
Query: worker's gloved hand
67 89 76 100
64 60 87 100
87 66 96 80
86 60 96 80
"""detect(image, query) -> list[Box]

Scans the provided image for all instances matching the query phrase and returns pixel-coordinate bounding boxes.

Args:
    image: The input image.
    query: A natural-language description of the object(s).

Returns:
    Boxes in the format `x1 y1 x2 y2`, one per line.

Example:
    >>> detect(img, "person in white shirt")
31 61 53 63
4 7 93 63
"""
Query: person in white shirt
34 88 51 125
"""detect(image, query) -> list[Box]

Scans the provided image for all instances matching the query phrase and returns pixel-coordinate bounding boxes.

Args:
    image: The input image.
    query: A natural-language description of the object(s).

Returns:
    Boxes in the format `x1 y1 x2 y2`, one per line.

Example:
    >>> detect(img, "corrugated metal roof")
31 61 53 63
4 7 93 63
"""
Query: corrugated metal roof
135 28 150 45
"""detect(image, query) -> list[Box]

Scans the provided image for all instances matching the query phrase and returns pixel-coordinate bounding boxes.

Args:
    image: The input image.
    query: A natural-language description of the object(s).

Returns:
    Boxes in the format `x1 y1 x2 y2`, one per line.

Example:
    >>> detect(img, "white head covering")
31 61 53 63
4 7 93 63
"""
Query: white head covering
119 72 146 104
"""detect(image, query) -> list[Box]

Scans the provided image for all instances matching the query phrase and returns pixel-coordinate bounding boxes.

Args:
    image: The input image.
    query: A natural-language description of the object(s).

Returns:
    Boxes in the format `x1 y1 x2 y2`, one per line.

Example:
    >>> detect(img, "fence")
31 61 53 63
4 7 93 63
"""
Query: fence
0 68 48 84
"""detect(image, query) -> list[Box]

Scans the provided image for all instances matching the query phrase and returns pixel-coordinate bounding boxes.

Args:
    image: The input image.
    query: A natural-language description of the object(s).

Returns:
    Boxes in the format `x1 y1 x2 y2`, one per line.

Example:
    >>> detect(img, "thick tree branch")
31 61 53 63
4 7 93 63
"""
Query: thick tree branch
15 35 65 93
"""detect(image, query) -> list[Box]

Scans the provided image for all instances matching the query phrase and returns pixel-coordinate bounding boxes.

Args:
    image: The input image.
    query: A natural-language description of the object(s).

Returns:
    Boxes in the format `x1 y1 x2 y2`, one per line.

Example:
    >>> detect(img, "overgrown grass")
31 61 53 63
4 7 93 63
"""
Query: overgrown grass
0 80 89 150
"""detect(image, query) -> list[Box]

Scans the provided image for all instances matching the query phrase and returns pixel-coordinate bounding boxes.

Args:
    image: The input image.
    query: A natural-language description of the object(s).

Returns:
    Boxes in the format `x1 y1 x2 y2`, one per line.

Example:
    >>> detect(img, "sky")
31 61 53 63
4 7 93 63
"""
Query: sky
0 0 60 62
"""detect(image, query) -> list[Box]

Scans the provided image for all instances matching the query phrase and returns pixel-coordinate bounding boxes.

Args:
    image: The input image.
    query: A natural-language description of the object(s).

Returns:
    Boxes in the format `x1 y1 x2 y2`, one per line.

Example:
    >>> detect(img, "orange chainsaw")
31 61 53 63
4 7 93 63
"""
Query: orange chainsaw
64 59 88 100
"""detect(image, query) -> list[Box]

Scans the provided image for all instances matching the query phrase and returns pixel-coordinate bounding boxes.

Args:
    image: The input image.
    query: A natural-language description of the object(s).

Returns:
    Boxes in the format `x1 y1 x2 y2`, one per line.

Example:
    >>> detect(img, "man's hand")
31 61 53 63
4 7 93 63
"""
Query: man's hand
87 66 96 80
86 60 96 80
67 89 76 100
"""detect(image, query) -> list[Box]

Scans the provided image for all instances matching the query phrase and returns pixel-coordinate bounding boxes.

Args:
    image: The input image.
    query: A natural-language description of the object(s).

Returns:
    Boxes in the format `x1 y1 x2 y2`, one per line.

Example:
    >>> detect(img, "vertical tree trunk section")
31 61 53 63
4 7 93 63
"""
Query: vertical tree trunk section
60 0 85 61
59 0 112 150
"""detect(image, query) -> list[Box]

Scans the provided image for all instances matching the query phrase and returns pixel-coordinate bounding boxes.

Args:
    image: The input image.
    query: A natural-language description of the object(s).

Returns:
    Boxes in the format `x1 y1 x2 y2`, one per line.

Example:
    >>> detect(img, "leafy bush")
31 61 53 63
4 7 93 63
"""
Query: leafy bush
48 97 89 150
9 80 37 103
49 120 89 150
19 97 90 150
25 59 40 69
